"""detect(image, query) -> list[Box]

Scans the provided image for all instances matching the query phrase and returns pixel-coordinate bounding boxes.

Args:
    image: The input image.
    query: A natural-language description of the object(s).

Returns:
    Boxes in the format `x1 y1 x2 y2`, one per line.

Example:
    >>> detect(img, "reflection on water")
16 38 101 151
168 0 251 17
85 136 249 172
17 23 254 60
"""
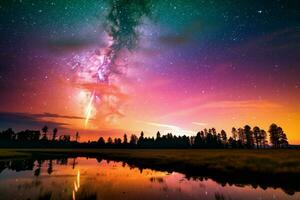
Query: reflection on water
72 170 80 200
0 157 299 200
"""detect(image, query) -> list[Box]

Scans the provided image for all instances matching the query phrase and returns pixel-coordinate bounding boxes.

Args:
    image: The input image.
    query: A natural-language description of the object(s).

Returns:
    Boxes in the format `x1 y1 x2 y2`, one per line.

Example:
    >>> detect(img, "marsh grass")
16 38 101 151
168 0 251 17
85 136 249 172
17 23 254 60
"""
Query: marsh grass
1 148 300 174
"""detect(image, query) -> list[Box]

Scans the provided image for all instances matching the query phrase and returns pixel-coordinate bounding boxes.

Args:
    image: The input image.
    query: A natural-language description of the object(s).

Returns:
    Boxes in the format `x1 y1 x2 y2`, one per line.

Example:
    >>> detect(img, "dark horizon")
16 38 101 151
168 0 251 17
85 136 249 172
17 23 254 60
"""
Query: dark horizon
0 123 291 149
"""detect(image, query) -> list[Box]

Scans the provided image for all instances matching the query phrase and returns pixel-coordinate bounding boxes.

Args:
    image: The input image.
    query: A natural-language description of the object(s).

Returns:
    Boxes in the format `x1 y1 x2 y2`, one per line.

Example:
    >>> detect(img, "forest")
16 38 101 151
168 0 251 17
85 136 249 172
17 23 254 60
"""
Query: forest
0 123 288 149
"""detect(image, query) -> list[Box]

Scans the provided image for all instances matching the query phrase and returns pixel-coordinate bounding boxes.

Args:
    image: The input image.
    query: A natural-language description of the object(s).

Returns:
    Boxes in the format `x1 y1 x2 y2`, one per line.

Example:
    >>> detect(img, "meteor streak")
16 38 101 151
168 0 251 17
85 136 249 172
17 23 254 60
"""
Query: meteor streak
85 91 95 127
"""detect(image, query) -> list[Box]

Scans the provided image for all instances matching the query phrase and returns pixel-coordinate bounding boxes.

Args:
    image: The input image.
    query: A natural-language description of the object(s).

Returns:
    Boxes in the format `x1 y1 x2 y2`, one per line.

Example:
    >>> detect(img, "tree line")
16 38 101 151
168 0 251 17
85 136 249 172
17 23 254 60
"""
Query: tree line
0 123 288 149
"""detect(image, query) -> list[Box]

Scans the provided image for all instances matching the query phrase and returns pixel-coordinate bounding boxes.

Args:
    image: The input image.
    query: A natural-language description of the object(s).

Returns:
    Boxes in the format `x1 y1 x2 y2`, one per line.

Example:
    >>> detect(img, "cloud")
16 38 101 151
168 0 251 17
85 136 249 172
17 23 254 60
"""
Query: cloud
46 38 100 53
235 28 300 55
0 112 84 130
159 35 190 46
162 100 283 119
33 112 85 120
79 83 129 101
201 100 282 109
145 122 181 130
192 122 207 126
77 83 128 121
141 121 194 135
159 20 202 46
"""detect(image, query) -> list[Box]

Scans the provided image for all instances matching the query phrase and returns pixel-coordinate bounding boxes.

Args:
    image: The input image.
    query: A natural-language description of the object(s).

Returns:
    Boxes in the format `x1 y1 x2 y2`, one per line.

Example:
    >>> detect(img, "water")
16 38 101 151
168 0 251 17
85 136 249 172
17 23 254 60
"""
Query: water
0 157 299 200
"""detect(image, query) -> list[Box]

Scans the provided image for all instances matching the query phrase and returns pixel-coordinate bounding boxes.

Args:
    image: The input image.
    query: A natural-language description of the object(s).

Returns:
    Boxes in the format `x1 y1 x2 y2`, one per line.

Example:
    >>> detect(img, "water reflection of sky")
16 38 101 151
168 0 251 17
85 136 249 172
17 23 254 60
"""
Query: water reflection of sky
0 157 299 200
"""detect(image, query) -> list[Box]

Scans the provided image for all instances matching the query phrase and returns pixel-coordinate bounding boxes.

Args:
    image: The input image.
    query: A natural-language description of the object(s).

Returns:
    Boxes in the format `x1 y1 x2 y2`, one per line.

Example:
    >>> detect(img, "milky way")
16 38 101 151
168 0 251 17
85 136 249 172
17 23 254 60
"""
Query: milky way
68 0 157 126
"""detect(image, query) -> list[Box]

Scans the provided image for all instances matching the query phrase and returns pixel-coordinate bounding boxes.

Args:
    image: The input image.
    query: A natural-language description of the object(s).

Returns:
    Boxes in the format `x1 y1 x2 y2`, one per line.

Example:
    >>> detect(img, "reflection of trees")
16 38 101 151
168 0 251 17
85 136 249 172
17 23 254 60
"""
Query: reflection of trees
0 159 35 173
149 177 164 183
47 160 53 175
215 193 226 200
56 158 68 165
96 157 103 163
9 159 35 172
71 158 78 169
0 158 75 176
138 167 143 174
34 160 43 177
37 192 52 200
0 161 6 173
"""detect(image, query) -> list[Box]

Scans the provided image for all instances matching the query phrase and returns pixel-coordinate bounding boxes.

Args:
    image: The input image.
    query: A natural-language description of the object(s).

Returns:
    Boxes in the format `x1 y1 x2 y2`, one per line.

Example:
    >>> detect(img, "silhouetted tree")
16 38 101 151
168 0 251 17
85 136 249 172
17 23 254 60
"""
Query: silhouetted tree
237 128 246 147
32 130 41 141
244 125 254 148
231 127 237 141
156 131 161 139
253 126 261 149
228 137 237 148
194 131 204 148
0 128 16 141
130 134 138 146
269 124 280 148
278 127 288 148
75 132 79 142
107 137 113 145
41 126 48 140
205 130 214 148
114 138 122 145
221 130 227 146
260 129 267 148
138 131 144 146
16 130 40 142
59 135 70 142
0 123 289 149
98 137 105 146
52 128 58 141
123 134 128 145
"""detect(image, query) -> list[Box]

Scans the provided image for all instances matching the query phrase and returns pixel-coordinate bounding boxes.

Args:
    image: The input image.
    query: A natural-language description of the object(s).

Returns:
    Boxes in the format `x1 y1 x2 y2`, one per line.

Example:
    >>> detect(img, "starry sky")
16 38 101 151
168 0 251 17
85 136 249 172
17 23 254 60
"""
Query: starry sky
0 0 300 143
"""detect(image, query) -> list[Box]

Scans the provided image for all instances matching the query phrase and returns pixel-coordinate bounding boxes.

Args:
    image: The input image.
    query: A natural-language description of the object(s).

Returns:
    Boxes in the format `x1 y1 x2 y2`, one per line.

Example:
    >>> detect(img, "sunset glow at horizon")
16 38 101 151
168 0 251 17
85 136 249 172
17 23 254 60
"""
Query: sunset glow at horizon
0 1 299 143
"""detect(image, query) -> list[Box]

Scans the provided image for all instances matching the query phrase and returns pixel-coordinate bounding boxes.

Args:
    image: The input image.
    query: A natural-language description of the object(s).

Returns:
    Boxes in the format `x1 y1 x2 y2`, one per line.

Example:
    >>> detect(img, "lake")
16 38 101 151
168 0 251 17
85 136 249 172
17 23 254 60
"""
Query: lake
0 157 299 200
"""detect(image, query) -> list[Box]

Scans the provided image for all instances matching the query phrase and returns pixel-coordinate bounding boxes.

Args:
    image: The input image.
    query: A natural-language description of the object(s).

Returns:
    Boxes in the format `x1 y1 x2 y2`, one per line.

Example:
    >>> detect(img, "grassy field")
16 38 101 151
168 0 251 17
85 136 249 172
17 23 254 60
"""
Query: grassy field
1 148 300 175
0 149 31 158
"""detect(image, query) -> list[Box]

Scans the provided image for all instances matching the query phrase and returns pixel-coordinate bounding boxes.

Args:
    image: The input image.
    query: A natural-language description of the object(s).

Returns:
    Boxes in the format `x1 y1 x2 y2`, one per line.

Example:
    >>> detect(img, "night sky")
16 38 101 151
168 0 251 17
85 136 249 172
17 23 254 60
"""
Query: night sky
0 0 300 143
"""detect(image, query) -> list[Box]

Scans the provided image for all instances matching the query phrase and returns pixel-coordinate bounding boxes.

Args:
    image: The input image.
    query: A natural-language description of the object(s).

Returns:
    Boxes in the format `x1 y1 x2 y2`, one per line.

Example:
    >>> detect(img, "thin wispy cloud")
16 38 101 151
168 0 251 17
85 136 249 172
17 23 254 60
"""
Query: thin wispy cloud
145 122 181 130
0 112 86 131
141 121 194 135
34 112 85 120
192 122 207 126
0 112 71 130
162 100 283 119
202 100 282 109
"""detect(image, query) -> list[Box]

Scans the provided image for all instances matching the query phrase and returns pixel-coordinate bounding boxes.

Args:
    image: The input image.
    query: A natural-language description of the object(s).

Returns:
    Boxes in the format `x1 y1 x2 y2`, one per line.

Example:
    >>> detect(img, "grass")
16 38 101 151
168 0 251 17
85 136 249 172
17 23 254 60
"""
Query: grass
0 149 31 159
1 148 300 174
